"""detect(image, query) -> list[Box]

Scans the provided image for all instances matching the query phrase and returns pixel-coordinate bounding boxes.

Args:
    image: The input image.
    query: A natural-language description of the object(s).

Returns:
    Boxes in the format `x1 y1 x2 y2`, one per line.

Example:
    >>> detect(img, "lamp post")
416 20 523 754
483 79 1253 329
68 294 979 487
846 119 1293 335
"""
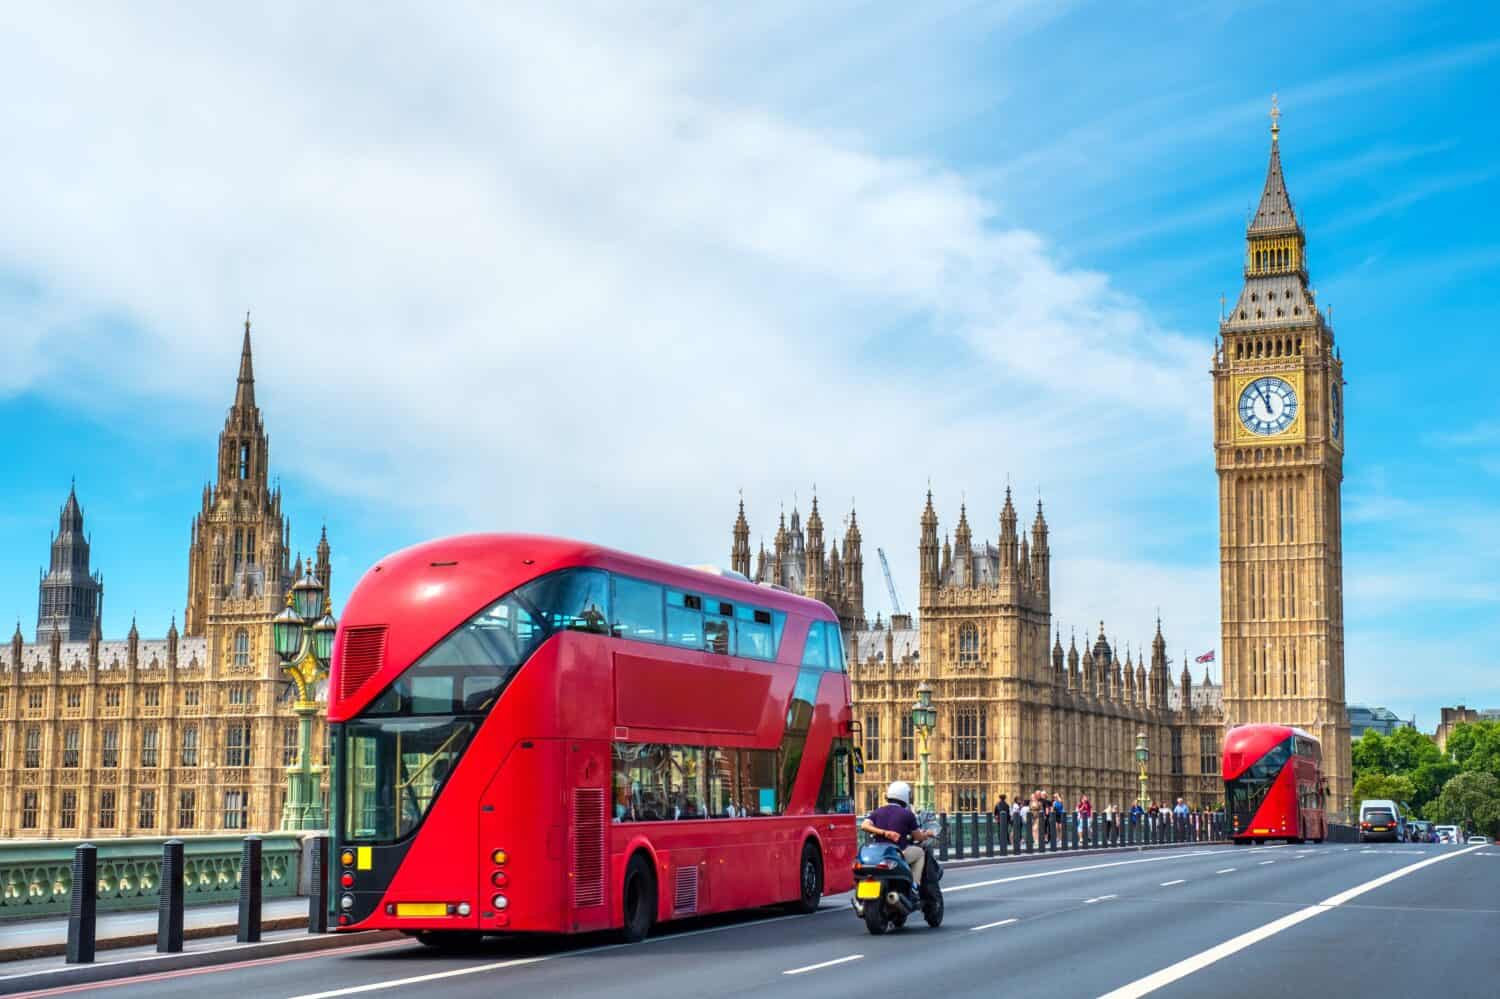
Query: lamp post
272 571 336 830
911 682 937 814
1135 731 1149 811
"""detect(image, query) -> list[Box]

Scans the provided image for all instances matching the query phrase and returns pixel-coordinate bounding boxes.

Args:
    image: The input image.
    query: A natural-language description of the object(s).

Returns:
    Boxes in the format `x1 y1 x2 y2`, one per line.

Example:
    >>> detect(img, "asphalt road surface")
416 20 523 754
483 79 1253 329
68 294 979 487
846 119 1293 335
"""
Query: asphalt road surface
11 842 1497 999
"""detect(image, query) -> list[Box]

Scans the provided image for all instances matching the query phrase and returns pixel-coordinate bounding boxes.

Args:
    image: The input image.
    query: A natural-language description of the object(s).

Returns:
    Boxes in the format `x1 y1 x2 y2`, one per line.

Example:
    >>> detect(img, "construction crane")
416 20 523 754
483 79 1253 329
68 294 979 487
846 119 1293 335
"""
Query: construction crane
877 548 904 617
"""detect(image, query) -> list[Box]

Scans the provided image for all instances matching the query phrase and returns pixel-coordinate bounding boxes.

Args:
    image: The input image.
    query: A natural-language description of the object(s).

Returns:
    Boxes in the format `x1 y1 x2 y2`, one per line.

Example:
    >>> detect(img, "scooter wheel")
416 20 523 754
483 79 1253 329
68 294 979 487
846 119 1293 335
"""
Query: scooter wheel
923 892 944 928
863 904 890 936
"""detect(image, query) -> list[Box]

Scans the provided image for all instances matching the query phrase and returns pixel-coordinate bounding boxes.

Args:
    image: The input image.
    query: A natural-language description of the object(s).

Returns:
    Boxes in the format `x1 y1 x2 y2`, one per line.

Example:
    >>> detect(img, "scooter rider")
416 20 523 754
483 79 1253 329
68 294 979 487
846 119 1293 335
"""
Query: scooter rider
860 781 935 898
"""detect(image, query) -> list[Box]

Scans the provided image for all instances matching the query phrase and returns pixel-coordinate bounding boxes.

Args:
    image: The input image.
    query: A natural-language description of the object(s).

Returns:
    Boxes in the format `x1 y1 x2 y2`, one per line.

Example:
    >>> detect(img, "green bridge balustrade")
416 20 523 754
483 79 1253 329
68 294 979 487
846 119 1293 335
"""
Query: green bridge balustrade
0 833 307 921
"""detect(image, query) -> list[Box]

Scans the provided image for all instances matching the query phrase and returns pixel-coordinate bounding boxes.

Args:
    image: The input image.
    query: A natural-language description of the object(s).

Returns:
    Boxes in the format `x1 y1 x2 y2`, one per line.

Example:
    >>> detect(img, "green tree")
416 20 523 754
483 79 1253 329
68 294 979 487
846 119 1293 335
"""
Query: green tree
1430 771 1500 837
1446 721 1500 779
1353 772 1416 807
1351 730 1390 779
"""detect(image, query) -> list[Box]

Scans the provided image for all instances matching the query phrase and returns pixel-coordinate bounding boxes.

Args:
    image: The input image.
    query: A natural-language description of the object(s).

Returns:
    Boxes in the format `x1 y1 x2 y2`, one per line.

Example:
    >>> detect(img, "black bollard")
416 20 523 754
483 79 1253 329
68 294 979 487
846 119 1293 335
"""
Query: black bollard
938 814 949 863
307 834 329 934
158 839 185 953
998 812 1009 856
66 843 97 964
237 835 263 943
985 812 995 857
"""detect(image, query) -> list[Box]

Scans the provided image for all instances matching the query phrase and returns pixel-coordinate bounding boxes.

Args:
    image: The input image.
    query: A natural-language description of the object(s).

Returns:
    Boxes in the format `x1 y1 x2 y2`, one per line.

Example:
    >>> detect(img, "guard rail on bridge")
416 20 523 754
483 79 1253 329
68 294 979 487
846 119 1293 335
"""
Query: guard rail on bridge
907 810 1231 861
0 833 307 921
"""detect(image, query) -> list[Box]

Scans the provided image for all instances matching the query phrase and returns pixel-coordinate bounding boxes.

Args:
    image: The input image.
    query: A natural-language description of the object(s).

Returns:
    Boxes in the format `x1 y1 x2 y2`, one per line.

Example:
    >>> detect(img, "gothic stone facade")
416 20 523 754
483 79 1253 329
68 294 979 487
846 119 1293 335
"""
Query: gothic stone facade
737 492 1225 814
1213 111 1352 817
0 320 330 838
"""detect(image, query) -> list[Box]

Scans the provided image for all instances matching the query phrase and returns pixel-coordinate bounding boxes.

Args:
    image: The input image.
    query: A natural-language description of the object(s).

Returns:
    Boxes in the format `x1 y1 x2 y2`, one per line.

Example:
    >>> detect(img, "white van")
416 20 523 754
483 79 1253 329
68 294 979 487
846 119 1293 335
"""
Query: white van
1434 824 1460 844
1359 799 1403 842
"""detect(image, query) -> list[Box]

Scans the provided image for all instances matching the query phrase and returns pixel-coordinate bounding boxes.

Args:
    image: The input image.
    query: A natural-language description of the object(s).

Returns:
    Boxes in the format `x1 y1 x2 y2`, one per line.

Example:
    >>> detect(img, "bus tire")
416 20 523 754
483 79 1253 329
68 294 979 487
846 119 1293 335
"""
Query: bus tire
621 853 657 944
788 841 823 914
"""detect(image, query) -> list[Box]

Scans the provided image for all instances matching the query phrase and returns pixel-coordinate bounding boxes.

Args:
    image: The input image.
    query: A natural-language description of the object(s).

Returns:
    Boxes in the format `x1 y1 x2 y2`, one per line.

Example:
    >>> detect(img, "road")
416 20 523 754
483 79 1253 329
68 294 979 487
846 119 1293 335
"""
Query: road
10 842 1496 999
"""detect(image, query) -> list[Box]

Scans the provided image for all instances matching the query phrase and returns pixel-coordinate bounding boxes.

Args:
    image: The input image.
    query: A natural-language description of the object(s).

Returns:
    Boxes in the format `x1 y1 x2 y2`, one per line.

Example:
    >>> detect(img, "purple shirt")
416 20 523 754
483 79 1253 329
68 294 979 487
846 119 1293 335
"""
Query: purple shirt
868 803 920 848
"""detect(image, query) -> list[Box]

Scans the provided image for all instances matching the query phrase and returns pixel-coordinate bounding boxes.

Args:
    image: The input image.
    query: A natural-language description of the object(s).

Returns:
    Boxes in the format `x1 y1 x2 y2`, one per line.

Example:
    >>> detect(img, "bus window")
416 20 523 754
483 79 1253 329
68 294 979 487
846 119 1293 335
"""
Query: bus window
669 746 705 818
735 605 773 660
666 590 702 648
738 749 780 816
706 748 735 816
801 621 828 668
521 569 610 634
704 604 733 655
612 575 665 642
825 623 846 672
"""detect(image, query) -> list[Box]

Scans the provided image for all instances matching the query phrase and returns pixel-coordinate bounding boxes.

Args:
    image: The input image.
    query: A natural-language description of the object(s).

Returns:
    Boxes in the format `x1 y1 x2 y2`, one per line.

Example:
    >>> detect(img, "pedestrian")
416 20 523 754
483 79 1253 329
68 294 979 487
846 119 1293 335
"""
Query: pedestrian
1078 794 1093 842
994 793 1009 820
1052 795 1065 845
1173 797 1190 837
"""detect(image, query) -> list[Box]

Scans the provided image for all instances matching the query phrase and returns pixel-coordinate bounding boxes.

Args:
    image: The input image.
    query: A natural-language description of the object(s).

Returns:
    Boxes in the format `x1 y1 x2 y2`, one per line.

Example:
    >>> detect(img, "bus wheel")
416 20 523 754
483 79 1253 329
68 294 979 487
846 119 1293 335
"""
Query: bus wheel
788 842 823 915
621 854 657 944
414 931 486 952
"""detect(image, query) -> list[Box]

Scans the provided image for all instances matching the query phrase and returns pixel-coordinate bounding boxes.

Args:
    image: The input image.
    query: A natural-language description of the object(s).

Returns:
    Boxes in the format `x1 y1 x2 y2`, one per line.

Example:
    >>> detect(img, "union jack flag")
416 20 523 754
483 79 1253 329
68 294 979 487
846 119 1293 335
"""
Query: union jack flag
1195 650 1215 664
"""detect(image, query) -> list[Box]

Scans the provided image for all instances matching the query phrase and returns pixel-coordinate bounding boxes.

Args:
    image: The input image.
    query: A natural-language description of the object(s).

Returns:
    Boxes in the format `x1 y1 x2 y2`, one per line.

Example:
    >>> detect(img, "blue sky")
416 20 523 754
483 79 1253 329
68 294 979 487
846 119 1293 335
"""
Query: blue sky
1 2 1497 727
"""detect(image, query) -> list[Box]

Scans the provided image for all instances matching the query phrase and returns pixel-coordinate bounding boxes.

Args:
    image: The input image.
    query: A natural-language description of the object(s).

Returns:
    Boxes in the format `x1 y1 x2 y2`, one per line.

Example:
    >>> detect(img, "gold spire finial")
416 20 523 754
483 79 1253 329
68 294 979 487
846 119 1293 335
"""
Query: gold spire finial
1270 93 1281 142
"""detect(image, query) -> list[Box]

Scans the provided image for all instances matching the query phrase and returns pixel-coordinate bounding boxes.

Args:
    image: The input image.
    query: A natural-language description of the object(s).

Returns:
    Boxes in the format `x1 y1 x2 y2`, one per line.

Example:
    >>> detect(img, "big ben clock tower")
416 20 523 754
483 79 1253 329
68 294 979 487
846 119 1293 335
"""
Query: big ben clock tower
1213 100 1352 817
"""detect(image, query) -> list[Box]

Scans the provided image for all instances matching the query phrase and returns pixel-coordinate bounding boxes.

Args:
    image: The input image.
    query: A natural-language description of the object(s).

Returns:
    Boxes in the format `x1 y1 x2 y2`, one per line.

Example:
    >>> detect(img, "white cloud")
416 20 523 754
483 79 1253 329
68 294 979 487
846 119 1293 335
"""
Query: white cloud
0 5 1215 645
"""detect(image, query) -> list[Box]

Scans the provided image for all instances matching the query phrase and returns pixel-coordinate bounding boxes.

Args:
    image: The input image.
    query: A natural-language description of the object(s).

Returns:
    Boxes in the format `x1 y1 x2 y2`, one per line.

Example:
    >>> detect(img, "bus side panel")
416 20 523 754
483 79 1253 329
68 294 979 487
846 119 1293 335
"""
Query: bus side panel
563 738 615 934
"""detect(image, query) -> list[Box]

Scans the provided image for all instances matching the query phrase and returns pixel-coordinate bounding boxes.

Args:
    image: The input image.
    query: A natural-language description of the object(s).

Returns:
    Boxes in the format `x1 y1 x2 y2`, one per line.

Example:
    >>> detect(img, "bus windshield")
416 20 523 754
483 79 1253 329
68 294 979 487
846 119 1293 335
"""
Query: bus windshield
1226 736 1293 824
338 569 608 843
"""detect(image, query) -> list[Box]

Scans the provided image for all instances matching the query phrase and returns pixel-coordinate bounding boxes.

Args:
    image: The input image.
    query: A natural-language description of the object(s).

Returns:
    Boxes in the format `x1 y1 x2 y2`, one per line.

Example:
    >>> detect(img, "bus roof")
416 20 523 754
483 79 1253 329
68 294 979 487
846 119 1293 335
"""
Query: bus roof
329 533 841 718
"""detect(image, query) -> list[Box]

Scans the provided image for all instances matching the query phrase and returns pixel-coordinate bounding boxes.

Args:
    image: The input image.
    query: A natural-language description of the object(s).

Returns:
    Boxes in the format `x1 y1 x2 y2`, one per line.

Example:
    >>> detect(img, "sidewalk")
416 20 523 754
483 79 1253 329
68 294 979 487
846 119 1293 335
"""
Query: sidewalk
0 897 310 961
0 926 403 996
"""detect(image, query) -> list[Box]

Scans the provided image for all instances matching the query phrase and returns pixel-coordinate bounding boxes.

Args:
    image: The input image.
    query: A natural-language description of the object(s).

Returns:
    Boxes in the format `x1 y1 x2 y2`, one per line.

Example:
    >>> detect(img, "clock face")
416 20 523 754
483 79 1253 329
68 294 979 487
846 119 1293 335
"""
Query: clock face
1238 377 1298 436
1331 384 1342 440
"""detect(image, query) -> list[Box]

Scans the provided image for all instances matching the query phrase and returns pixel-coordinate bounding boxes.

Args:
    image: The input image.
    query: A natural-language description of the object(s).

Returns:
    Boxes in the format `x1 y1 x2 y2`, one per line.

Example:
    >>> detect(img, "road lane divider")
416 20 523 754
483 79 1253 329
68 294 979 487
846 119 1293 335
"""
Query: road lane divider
1258 861 1274 865
970 918 1019 931
784 955 862 976
1159 880 1185 887
1097 844 1485 999
1084 895 1117 904
1215 869 1236 874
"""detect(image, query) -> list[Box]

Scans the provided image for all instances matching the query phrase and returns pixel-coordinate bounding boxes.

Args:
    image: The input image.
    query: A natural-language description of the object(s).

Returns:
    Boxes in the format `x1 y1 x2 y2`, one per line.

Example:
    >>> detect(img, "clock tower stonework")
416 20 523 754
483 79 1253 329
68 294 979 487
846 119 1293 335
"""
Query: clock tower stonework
1213 105 1351 817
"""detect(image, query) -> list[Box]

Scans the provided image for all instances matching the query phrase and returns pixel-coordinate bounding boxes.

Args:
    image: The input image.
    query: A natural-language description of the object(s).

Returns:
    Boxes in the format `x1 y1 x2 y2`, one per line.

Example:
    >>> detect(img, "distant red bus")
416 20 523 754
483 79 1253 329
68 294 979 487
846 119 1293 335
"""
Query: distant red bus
1223 724 1326 843
327 534 856 946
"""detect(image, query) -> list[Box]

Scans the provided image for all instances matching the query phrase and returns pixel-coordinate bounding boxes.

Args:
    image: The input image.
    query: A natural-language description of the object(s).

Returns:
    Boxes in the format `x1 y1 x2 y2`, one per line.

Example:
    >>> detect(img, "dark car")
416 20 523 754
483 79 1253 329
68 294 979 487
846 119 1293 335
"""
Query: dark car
1360 807 1400 842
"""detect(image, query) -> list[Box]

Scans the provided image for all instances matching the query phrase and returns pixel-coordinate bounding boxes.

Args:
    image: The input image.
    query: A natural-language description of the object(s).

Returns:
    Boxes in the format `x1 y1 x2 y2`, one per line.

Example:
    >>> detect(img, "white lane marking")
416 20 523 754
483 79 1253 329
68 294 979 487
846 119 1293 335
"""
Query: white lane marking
1215 869 1236 874
286 904 826 999
1097 844 1485 999
784 954 863 976
1084 894 1118 904
970 918 1019 931
287 957 548 999
1159 880 1186 887
1259 860 1274 865
944 849 1233 894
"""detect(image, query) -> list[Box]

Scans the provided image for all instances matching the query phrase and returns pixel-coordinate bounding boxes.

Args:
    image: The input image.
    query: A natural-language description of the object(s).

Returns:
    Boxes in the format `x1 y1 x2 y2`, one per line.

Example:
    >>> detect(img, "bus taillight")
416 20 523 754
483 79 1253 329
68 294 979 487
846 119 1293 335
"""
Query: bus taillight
491 871 508 888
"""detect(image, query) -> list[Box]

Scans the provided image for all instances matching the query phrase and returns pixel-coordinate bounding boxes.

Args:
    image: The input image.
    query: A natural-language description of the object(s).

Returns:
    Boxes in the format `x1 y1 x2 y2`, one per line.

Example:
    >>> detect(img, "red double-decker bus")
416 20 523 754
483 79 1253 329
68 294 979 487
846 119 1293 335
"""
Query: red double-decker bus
1222 724 1327 843
326 534 857 947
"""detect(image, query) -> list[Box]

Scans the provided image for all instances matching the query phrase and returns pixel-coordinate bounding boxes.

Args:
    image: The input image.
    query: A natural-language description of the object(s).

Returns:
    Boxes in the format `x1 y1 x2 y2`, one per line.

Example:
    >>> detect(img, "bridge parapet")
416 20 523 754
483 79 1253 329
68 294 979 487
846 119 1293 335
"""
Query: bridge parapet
0 833 306 920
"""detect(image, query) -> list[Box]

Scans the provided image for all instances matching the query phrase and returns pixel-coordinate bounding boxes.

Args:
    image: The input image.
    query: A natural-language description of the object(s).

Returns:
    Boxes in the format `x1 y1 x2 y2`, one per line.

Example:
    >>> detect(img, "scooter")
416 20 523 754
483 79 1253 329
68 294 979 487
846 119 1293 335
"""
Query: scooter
851 816 944 934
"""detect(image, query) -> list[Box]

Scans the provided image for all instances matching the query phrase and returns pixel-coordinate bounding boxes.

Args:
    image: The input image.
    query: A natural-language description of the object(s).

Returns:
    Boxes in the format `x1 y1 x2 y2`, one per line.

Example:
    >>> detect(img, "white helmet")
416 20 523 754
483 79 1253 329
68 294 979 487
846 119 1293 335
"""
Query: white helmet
885 781 912 806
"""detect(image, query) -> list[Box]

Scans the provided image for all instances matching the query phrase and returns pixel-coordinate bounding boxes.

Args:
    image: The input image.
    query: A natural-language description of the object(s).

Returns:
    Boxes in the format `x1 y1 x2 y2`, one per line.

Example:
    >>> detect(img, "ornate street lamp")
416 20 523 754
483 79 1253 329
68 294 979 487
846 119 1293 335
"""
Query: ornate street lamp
912 682 937 814
275 573 337 830
1135 731 1150 810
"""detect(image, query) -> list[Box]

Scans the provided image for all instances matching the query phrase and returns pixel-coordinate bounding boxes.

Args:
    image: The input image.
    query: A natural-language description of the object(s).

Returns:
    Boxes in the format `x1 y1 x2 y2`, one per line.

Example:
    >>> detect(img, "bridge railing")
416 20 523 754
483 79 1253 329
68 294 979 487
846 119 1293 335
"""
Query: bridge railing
873 810 1230 862
0 832 308 921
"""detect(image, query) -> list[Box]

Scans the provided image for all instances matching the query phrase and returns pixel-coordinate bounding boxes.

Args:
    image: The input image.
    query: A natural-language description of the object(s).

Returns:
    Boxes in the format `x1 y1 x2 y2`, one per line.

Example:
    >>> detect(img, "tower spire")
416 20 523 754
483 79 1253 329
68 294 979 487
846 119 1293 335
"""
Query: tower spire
234 312 257 412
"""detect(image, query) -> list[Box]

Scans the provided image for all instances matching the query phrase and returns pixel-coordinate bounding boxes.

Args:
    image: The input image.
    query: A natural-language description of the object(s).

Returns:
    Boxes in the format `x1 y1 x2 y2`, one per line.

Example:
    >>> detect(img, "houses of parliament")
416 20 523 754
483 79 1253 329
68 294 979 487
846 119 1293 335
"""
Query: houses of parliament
735 108 1350 817
0 322 330 838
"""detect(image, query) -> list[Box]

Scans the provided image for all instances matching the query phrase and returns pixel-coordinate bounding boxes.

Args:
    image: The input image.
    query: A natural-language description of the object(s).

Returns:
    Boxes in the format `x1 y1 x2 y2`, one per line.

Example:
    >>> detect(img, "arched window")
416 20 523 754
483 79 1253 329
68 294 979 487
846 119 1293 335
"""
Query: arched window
238 443 250 479
958 623 980 664
233 629 250 668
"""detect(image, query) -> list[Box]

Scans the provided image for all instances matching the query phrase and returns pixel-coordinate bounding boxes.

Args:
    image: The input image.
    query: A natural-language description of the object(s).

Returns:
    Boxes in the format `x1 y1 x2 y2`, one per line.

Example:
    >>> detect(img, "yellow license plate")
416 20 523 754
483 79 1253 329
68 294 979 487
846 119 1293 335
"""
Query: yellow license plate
1372 826 1387 831
395 903 449 918
856 880 882 900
